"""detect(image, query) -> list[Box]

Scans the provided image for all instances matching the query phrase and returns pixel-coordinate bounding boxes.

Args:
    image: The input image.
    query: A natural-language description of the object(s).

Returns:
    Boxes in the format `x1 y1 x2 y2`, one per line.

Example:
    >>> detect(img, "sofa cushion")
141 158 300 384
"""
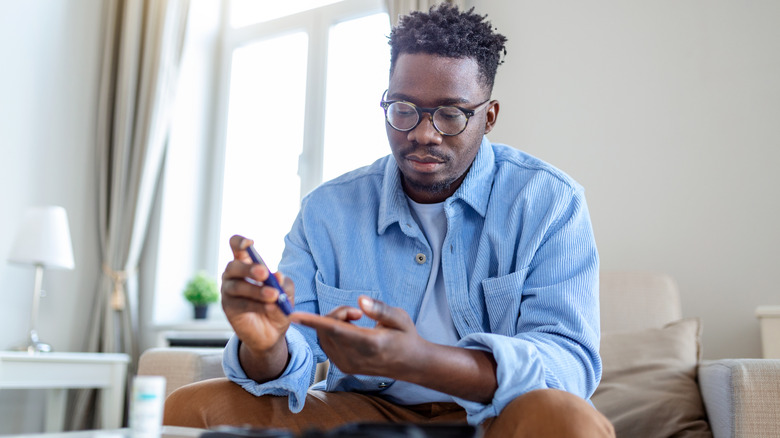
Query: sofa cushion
591 318 712 437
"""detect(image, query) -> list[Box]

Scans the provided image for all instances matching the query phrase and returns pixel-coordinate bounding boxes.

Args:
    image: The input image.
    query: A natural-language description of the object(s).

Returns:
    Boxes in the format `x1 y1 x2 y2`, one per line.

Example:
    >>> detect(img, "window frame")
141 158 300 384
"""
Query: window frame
203 0 387 272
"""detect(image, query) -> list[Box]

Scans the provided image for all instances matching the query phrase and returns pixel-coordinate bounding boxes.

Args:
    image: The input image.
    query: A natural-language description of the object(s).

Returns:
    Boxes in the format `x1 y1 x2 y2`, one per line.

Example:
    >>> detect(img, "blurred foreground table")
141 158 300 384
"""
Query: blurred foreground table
6 426 204 438
0 351 130 432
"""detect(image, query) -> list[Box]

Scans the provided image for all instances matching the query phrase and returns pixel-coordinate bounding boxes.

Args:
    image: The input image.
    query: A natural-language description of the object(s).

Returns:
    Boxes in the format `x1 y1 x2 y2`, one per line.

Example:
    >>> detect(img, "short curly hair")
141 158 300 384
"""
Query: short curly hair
388 4 507 91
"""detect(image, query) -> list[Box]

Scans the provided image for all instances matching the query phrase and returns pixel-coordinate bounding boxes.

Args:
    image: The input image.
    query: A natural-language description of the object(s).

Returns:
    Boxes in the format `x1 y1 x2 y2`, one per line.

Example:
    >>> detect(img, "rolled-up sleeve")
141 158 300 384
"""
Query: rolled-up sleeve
452 188 601 425
222 325 316 413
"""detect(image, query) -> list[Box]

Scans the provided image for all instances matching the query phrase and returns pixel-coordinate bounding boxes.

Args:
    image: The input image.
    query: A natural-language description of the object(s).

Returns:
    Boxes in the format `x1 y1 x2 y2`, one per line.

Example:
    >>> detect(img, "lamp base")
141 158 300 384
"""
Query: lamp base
14 330 52 353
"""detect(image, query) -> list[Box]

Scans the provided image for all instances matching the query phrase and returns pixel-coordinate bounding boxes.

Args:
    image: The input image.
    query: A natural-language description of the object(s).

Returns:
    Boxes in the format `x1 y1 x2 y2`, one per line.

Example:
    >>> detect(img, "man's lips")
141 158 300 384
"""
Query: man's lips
405 154 445 173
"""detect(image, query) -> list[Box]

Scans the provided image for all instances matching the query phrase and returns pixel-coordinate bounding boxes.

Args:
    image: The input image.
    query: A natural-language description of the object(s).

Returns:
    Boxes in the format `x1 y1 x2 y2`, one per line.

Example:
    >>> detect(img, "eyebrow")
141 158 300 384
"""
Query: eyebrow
387 92 472 107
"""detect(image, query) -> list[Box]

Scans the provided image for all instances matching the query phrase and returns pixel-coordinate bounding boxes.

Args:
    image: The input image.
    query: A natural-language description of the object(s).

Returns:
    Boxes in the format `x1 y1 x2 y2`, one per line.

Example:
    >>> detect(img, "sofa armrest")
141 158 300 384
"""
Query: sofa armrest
138 347 225 397
698 359 780 438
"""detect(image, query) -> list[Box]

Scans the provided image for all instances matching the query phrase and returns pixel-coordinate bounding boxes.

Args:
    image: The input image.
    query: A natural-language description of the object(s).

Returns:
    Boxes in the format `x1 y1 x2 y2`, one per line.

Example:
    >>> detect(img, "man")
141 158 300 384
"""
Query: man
165 5 614 437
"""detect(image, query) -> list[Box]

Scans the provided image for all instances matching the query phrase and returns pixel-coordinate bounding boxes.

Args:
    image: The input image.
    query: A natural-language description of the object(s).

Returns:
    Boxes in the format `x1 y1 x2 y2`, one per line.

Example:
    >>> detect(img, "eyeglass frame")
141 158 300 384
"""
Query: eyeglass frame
379 90 491 136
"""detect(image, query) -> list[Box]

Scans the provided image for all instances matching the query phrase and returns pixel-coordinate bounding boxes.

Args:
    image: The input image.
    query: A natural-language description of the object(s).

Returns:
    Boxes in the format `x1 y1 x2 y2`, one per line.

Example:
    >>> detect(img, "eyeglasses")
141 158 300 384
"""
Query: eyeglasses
379 90 491 136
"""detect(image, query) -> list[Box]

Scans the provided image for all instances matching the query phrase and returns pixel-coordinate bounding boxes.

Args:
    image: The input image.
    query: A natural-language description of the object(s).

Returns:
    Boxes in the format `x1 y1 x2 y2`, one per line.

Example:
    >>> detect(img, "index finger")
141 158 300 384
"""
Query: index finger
291 312 367 335
229 234 253 263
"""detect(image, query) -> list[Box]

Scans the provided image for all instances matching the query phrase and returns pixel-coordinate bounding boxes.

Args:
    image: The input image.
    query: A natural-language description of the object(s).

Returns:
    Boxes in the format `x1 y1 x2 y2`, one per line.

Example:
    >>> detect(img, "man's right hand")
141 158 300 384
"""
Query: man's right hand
221 235 295 382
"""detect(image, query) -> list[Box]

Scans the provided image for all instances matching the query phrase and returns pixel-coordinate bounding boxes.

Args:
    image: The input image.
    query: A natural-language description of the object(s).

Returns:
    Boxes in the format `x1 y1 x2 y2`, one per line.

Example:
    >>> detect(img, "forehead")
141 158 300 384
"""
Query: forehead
388 53 486 104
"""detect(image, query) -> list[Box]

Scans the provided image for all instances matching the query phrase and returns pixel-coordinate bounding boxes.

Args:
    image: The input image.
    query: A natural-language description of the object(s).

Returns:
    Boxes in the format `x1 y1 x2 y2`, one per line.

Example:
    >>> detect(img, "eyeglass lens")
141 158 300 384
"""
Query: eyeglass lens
386 102 468 135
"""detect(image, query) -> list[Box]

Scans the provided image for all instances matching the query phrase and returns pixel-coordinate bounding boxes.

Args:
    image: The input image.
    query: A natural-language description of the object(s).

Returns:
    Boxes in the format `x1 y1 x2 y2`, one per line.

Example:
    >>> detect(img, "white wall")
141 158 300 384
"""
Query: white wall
0 0 103 433
472 0 780 359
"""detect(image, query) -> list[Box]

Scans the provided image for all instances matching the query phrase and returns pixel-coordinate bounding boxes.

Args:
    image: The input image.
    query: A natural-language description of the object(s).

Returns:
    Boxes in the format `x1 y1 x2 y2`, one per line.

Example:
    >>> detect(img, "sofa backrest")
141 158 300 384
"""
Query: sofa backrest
599 271 683 333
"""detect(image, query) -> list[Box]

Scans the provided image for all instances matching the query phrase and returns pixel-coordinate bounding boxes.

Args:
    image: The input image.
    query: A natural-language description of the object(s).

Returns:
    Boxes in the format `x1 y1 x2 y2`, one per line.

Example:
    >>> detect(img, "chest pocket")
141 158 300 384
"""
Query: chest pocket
314 271 390 392
481 268 529 336
315 271 380 329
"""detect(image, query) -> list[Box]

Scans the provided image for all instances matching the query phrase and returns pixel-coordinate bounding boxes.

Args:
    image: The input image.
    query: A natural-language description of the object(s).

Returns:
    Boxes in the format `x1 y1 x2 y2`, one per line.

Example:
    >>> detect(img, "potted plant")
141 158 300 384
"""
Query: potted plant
182 271 219 319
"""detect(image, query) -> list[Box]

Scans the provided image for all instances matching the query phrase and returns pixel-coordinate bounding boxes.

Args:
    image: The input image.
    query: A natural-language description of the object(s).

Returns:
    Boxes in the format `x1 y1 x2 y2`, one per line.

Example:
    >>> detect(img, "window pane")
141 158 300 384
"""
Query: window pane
230 0 344 27
218 32 308 273
322 12 391 181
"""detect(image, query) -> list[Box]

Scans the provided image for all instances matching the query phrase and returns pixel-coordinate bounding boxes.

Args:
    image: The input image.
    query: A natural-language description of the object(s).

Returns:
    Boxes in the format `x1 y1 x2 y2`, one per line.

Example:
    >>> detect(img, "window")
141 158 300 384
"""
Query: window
153 0 391 323
323 13 392 181
216 32 309 276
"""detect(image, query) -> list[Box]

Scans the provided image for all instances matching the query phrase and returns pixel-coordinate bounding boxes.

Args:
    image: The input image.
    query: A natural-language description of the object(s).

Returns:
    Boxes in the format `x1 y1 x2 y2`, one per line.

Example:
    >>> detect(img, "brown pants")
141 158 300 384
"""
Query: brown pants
164 378 614 438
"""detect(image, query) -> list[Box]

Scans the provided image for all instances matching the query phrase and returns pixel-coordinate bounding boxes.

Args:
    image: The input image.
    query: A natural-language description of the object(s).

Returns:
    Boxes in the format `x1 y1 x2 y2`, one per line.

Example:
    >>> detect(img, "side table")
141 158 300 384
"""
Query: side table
756 305 780 358
0 351 130 432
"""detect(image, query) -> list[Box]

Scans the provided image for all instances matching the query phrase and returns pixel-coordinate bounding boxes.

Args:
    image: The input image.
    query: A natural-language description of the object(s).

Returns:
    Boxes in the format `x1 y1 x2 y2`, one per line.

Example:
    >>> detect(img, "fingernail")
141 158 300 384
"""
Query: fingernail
359 296 374 311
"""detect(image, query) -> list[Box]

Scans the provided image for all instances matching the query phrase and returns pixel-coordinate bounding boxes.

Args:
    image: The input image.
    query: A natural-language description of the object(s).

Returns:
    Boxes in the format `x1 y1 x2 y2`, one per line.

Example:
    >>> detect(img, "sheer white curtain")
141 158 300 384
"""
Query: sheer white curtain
70 0 190 429
384 0 465 25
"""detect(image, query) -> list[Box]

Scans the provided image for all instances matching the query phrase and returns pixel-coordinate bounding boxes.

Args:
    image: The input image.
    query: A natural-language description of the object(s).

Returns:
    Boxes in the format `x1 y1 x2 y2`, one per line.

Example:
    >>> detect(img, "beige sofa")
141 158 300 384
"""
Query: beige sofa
139 272 780 437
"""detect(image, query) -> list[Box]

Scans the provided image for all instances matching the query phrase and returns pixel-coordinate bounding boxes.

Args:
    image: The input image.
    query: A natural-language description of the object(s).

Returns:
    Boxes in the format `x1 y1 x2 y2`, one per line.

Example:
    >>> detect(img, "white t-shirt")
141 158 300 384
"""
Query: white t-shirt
380 197 460 404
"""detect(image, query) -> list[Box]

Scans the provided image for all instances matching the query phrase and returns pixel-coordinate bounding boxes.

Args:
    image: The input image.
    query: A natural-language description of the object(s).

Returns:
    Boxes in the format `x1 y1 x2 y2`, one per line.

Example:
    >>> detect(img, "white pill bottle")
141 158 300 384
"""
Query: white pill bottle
130 376 167 438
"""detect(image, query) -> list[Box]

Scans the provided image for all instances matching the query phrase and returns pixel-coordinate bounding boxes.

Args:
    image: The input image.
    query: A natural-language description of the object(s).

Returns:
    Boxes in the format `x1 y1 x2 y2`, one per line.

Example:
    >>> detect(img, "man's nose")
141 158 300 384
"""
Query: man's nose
406 112 442 145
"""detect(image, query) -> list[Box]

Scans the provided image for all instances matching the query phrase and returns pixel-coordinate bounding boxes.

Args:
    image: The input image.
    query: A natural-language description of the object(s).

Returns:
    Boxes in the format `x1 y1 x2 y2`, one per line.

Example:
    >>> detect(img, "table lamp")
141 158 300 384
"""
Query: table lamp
8 206 75 353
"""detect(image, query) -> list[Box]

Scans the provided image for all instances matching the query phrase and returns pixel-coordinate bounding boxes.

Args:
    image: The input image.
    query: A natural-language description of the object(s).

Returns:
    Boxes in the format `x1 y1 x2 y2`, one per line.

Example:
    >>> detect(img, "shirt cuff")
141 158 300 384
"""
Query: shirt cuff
222 326 315 413
452 333 549 425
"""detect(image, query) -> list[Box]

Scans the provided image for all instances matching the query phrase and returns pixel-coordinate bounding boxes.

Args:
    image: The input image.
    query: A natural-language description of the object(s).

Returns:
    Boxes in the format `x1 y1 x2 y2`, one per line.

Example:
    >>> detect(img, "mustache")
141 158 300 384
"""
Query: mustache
400 145 449 162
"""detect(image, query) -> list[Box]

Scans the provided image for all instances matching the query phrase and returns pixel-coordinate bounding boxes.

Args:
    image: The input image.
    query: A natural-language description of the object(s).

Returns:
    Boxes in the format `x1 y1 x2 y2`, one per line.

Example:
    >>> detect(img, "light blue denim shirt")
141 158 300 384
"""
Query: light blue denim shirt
223 137 601 425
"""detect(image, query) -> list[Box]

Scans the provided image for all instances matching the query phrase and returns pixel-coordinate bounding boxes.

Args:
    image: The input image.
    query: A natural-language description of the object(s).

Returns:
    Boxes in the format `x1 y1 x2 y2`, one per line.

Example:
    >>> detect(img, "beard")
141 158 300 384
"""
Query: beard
401 173 454 196
394 143 471 200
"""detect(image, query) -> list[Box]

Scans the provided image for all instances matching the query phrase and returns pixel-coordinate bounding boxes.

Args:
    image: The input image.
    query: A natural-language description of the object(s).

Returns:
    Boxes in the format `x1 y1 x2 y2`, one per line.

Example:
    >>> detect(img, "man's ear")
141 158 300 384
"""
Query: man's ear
483 100 499 134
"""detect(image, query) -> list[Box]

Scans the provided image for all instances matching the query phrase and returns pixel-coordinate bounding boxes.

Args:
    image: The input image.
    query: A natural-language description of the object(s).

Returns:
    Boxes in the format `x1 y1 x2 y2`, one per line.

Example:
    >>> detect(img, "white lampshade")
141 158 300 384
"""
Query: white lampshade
8 206 75 270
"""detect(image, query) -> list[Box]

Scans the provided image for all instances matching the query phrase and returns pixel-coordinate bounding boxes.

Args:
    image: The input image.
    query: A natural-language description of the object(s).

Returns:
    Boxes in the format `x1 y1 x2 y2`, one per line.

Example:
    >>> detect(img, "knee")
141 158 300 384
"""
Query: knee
164 378 238 428
483 389 615 438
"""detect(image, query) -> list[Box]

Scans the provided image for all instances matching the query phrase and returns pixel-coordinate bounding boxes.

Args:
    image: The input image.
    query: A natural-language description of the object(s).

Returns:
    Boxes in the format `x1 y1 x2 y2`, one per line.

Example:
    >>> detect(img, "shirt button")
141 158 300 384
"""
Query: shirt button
378 382 389 389
415 253 426 264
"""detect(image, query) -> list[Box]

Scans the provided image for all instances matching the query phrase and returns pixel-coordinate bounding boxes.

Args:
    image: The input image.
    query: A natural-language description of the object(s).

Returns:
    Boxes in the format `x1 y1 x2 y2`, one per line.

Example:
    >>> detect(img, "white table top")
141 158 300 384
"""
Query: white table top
756 305 780 317
0 351 130 363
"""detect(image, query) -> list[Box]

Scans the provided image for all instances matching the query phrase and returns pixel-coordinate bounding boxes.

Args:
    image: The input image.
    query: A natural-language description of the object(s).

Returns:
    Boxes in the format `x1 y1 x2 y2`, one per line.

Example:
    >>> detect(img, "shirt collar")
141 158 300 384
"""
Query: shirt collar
378 136 495 234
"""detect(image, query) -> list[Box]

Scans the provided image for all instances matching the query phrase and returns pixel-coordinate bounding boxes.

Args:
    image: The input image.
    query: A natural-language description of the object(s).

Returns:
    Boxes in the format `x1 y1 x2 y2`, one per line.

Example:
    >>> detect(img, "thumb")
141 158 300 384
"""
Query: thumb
358 296 410 330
